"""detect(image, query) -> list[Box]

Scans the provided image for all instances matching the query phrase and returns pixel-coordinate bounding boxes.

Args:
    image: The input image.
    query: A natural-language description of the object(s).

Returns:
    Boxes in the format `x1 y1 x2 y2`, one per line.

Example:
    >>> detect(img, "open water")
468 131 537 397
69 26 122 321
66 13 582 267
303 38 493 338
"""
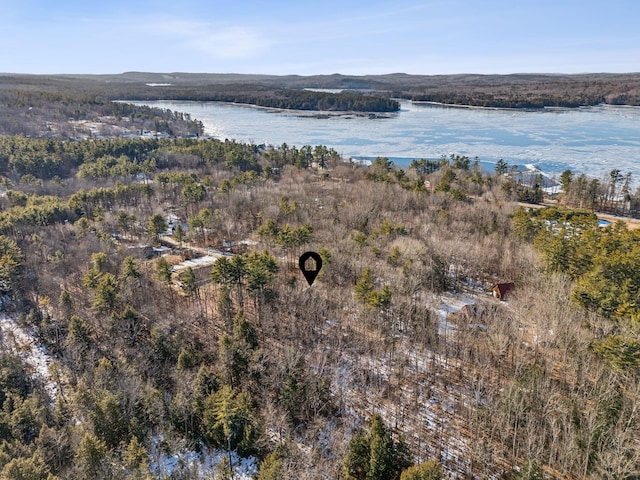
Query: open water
132 100 640 183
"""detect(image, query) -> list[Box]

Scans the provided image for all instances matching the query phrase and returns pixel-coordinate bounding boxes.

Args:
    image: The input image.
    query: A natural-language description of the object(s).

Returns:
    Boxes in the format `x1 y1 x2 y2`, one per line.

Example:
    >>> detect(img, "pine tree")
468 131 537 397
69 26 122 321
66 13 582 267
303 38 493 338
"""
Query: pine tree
215 454 234 480
180 267 198 298
122 436 148 472
217 285 235 332
368 415 395 480
342 414 412 480
1 452 55 480
202 385 257 456
256 450 284 480
74 433 108 478
355 267 375 304
342 430 371 480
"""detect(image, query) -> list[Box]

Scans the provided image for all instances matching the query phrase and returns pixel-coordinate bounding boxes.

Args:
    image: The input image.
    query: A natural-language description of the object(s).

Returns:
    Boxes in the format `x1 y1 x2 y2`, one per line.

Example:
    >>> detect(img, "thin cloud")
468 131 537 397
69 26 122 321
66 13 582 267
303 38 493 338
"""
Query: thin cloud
149 18 270 60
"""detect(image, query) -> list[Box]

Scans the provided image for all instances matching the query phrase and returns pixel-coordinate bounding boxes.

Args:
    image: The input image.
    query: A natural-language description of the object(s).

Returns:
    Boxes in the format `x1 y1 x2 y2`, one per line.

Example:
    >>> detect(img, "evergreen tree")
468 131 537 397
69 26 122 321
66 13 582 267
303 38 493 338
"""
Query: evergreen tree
92 273 118 313
173 222 185 247
1 452 56 480
180 267 198 298
256 450 284 480
121 256 141 281
153 256 169 278
355 267 375 304
495 159 509 176
218 310 259 388
342 430 371 480
342 414 412 480
217 285 235 332
0 235 23 294
215 454 234 480
122 435 149 473
202 385 258 456
147 213 168 245
74 433 108 478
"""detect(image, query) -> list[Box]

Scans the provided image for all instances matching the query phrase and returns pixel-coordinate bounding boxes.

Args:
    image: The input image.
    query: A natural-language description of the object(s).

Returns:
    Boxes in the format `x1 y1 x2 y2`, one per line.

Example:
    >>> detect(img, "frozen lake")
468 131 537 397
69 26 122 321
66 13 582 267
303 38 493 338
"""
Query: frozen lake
132 100 640 183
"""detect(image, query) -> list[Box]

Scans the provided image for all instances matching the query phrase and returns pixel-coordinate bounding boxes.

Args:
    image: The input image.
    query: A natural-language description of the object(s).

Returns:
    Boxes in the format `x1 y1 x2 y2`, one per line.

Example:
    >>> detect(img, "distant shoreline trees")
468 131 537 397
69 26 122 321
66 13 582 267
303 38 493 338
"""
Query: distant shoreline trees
120 86 401 113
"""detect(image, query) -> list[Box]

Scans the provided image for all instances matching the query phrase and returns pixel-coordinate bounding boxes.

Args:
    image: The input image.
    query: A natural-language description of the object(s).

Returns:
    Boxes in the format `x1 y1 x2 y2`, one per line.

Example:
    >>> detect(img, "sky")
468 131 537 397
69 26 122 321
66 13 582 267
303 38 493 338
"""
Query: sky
1 0 638 76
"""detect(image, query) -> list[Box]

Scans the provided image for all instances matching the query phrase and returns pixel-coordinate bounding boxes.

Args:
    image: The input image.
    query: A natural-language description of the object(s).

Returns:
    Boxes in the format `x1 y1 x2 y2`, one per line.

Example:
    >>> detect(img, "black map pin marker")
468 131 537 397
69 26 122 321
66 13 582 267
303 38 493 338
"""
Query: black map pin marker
299 251 323 286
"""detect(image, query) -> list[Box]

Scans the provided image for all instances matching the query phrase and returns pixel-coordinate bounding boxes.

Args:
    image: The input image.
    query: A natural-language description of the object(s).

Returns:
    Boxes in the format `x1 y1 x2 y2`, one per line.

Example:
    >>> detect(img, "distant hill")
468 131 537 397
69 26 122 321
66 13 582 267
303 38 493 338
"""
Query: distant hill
2 71 640 108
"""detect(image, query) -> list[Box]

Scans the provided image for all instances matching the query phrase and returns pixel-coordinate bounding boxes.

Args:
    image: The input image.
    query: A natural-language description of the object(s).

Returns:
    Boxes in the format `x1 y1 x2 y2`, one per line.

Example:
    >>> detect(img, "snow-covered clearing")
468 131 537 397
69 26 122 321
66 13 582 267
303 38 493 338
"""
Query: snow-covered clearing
171 254 222 272
430 291 479 335
0 313 59 401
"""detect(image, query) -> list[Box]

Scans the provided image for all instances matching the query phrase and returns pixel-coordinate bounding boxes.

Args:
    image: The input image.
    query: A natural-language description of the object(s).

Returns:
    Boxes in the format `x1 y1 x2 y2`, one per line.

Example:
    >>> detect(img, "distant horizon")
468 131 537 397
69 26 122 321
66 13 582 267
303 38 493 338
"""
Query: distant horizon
3 70 640 77
1 1 637 76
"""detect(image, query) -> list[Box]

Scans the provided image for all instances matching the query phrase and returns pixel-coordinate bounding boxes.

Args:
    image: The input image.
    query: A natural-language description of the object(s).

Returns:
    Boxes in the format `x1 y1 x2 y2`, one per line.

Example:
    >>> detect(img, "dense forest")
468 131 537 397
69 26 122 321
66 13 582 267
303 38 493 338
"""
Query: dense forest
115 85 400 113
392 75 640 108
0 88 640 479
0 76 399 114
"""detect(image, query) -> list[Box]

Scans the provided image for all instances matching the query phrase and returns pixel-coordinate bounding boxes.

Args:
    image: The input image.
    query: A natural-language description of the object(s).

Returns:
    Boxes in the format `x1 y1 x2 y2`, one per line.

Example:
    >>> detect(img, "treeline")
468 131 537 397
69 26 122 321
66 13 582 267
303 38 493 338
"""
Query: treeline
394 77 640 108
1 76 400 114
558 168 640 218
0 136 343 236
4 72 640 114
492 160 640 217
116 84 400 112
401 91 609 108
0 136 260 182
0 136 167 181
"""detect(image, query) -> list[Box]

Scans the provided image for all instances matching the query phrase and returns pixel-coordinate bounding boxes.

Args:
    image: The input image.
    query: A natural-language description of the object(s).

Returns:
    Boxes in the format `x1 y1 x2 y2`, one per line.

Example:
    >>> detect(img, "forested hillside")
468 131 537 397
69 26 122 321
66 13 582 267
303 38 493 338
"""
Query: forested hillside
1 85 639 479
0 75 400 115
0 87 204 138
0 115 639 480
3 72 640 112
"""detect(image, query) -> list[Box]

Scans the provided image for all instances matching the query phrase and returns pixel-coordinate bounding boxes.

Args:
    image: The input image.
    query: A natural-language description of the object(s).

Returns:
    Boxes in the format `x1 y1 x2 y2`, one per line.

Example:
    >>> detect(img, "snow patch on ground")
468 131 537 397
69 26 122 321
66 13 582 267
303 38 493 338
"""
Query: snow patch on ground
324 290 489 476
429 292 478 335
0 313 59 401
171 254 221 272
149 436 258 479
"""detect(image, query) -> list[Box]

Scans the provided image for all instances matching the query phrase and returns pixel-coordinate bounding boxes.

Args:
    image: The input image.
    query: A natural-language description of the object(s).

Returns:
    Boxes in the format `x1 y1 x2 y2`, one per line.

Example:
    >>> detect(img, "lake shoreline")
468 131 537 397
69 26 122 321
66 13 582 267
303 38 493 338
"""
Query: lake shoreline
410 100 640 113
125 99 398 119
129 99 640 188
